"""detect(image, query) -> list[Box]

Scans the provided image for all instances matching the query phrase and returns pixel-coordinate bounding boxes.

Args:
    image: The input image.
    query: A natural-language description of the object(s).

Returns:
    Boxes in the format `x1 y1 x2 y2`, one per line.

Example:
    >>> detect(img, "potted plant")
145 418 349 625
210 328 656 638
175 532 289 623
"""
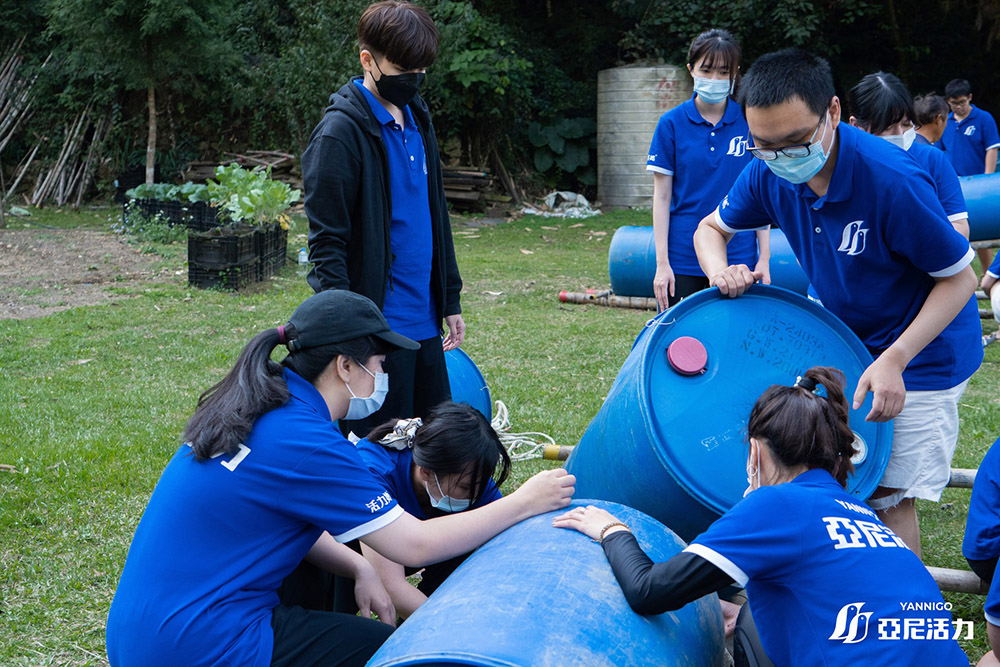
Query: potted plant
124 182 221 231
187 165 300 289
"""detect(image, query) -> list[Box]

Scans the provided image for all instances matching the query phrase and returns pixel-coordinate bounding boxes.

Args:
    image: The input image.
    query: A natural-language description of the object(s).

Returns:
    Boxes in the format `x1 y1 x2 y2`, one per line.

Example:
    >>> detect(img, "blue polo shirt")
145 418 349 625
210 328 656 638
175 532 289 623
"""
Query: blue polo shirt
964 436 1000 563
354 80 437 340
716 123 982 390
908 142 968 224
646 95 757 275
987 253 1000 279
687 469 967 666
106 369 403 667
913 133 931 147
942 104 1000 176
355 438 502 518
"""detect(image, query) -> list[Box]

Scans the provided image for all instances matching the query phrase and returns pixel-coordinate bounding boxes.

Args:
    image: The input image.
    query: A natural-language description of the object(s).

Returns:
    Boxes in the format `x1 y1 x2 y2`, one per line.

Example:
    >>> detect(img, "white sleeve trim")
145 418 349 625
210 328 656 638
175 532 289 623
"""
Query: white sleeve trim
987 269 1000 278
646 164 674 176
986 143 1000 151
333 503 404 543
947 211 968 222
986 610 1000 627
683 543 749 587
715 208 768 234
928 247 974 278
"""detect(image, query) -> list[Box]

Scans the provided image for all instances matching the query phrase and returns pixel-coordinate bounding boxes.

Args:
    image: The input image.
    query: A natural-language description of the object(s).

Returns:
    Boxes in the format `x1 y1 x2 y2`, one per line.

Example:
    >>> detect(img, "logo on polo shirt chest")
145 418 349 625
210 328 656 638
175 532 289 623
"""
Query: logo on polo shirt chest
727 136 747 157
964 126 977 137
837 221 868 256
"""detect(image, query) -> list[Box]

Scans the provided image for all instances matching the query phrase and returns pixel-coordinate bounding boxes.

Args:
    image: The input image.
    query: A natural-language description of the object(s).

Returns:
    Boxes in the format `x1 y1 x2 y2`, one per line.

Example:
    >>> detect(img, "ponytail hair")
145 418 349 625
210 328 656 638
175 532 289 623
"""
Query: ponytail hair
369 402 511 506
183 325 388 460
747 366 857 487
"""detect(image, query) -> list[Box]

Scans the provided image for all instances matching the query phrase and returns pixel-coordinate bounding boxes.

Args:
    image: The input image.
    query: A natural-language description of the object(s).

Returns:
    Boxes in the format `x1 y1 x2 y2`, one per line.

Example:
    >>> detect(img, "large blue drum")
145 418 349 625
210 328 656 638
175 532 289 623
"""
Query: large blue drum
566 285 892 542
961 173 1000 242
366 499 727 667
444 348 492 421
607 225 809 297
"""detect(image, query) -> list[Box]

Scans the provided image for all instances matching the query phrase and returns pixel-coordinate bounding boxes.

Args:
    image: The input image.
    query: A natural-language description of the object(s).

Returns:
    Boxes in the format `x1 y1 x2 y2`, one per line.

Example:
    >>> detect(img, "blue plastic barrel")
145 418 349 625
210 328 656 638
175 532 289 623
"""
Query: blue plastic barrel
366 499 726 667
768 228 809 296
444 348 492 421
961 173 1000 242
607 225 657 298
607 225 809 297
565 285 892 542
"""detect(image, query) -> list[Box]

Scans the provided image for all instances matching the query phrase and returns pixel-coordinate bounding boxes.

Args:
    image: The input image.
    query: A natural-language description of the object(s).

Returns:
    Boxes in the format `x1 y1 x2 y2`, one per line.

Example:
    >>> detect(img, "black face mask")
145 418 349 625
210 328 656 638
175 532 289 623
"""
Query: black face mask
372 57 425 109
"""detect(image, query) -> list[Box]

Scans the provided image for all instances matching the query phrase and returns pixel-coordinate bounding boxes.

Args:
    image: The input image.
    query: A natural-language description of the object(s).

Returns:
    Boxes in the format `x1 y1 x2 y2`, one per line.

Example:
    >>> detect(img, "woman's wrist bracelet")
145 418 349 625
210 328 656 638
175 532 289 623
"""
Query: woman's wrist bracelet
599 521 631 543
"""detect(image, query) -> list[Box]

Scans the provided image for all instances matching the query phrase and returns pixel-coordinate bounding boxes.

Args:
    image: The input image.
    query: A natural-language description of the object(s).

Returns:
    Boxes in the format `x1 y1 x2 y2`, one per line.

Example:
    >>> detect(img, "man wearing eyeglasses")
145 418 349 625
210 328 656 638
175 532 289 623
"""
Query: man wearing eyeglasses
694 48 981 559
941 78 1000 271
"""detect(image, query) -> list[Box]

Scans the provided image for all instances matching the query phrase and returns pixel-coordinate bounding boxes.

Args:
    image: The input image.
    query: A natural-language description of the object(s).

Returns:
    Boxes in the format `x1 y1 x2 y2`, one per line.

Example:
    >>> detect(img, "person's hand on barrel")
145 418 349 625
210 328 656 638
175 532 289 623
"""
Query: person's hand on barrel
709 264 763 298
511 468 576 513
853 353 907 422
552 505 630 542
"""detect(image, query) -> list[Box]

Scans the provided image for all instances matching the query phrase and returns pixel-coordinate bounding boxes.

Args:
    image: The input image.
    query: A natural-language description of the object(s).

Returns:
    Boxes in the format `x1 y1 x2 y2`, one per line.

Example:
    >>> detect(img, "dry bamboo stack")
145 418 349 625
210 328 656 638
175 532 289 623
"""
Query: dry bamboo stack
183 151 301 190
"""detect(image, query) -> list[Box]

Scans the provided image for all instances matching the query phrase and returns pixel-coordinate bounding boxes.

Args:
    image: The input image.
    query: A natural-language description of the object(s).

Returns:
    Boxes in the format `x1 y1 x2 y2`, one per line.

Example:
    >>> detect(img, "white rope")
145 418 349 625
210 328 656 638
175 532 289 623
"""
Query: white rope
491 400 556 461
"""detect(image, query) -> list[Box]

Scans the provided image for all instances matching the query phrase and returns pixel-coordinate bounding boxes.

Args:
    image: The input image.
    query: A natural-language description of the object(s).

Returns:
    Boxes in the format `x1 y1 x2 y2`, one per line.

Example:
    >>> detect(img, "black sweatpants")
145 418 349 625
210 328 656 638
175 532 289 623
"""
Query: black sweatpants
270 603 393 667
667 274 711 308
340 335 452 440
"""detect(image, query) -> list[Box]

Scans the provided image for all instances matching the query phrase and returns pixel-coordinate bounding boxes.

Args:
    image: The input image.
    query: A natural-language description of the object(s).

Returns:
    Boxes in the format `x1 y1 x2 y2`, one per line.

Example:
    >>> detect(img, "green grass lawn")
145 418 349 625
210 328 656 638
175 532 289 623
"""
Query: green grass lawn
1 205 997 664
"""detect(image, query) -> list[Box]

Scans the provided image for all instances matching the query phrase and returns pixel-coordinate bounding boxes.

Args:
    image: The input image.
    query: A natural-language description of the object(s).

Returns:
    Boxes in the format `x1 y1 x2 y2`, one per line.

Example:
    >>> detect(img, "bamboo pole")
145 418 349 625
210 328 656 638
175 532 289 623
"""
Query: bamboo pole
927 566 988 595
559 291 658 310
947 468 977 489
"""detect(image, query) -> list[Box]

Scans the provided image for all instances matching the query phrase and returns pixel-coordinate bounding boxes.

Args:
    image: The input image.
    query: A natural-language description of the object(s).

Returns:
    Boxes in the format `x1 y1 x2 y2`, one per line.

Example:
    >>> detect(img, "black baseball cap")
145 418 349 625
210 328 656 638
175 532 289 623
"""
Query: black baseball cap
285 290 419 352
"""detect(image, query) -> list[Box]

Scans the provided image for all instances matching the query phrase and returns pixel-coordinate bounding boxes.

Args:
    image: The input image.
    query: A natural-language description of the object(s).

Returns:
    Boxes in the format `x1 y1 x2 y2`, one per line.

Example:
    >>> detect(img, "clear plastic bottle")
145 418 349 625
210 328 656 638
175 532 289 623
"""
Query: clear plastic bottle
297 248 309 276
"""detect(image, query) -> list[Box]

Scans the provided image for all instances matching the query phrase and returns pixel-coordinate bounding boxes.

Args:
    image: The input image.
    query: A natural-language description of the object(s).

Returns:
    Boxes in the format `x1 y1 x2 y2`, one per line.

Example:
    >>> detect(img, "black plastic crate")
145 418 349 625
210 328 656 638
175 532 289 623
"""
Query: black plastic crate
257 224 288 257
189 258 258 291
188 225 258 267
186 202 223 231
256 224 289 280
258 247 289 280
122 199 224 231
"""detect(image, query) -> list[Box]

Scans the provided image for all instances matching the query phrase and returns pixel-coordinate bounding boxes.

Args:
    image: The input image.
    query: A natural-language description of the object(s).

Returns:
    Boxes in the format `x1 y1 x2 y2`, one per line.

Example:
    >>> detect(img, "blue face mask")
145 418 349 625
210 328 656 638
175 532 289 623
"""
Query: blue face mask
764 113 832 185
344 363 388 420
425 472 472 513
693 76 732 104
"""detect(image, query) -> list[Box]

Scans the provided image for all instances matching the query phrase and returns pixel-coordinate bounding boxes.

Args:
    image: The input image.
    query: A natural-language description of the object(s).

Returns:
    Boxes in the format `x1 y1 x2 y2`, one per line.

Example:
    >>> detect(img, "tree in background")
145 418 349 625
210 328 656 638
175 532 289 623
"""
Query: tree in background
45 0 238 185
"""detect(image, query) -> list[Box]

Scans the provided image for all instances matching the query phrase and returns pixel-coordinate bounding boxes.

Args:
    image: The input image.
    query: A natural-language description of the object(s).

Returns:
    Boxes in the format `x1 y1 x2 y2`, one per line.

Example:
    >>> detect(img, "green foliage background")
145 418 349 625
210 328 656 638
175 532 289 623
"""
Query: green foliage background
4 0 1000 191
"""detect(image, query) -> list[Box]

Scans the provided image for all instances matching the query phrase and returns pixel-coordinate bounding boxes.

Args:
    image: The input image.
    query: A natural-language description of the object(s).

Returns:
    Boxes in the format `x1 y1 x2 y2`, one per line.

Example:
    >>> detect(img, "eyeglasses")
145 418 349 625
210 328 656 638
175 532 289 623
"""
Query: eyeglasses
748 114 827 161
947 98 971 109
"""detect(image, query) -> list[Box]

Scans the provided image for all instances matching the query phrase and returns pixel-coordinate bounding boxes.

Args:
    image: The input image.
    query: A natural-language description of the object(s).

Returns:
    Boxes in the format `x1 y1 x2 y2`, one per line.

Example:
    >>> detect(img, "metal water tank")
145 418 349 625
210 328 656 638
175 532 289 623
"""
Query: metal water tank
597 64 692 209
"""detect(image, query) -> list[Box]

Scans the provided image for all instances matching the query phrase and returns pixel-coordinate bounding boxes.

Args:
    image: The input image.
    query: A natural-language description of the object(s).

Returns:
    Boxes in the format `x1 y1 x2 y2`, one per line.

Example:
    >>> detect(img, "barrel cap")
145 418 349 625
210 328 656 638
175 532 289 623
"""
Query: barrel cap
667 336 707 375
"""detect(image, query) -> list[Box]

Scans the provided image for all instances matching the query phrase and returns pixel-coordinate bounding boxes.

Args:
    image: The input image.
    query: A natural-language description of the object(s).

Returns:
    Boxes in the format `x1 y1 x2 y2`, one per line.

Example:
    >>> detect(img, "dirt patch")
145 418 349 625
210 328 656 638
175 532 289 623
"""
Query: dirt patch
0 229 164 319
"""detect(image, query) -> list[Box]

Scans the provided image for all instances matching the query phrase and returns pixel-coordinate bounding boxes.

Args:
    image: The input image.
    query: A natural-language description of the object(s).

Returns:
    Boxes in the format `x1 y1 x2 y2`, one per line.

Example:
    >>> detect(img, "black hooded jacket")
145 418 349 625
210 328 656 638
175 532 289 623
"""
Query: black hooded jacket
301 77 462 323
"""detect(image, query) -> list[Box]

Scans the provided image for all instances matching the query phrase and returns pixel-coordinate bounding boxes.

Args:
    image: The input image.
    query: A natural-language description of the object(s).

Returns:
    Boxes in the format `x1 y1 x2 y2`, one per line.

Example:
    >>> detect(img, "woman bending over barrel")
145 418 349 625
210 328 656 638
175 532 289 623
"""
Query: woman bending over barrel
106 290 574 667
555 366 966 667
347 403 510 619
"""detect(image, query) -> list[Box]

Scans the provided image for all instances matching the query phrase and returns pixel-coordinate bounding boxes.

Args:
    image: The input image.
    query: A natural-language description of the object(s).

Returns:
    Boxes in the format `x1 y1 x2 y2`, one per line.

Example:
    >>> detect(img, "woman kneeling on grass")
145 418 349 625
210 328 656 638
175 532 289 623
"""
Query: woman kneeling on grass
555 366 966 667
105 290 574 667
353 403 510 619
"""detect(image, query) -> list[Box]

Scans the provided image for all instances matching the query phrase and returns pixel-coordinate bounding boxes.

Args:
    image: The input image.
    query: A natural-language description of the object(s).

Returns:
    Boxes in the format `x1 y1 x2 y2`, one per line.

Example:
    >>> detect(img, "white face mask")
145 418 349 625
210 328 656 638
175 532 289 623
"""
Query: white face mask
344 363 388 420
881 127 916 151
743 442 760 498
425 472 472 512
693 75 733 104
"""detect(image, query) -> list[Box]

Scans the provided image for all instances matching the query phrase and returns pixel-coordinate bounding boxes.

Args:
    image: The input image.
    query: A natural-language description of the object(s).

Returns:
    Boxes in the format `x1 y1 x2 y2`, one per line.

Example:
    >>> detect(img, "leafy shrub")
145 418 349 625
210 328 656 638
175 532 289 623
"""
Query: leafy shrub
206 165 300 229
528 117 597 187
125 182 210 203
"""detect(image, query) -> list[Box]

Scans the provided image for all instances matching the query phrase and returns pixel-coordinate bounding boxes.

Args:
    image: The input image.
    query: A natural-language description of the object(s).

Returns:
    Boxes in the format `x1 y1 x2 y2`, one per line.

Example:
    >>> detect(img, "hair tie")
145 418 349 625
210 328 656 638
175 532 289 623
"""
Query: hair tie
793 375 820 393
277 325 287 345
379 418 423 451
